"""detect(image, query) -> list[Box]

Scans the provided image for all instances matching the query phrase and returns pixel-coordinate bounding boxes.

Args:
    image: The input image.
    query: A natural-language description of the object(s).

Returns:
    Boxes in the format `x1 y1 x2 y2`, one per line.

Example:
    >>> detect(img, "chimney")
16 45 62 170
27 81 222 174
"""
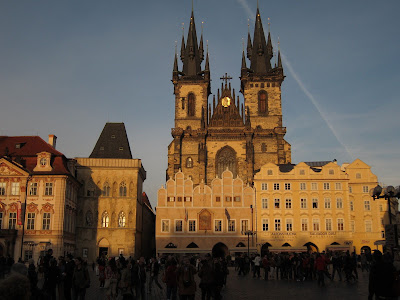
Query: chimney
48 134 57 149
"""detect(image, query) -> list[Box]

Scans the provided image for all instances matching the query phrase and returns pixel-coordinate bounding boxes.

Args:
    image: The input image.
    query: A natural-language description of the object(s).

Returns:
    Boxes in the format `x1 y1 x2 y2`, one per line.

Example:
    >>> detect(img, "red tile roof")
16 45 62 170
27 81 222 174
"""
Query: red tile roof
0 136 72 176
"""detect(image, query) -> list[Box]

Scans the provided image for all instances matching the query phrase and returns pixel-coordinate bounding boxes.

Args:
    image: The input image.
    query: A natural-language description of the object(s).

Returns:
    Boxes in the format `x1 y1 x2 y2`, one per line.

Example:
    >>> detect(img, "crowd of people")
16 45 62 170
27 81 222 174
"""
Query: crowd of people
0 248 400 299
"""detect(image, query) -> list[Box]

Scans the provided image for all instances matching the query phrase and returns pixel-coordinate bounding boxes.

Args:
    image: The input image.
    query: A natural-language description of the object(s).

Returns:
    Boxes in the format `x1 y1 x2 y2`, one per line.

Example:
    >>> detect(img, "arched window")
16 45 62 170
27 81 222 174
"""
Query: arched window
101 212 109 228
258 91 268 114
102 182 110 197
188 93 195 117
119 182 127 197
118 212 126 228
216 146 237 178
186 157 193 168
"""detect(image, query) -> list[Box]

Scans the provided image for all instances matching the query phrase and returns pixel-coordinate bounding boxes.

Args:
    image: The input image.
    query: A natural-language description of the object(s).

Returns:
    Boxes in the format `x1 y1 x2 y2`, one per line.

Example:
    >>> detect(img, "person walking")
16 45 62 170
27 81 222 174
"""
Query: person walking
198 254 213 300
164 258 178 300
148 257 163 294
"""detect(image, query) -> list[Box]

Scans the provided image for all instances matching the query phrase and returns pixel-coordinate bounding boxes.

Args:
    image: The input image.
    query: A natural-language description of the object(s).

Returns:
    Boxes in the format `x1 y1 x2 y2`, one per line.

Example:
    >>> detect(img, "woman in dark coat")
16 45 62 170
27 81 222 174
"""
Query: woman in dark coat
177 257 197 300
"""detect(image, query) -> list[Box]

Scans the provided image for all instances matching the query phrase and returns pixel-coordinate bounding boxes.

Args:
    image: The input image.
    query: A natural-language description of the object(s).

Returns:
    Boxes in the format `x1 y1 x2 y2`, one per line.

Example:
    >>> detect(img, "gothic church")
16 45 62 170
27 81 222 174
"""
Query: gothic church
167 7 291 186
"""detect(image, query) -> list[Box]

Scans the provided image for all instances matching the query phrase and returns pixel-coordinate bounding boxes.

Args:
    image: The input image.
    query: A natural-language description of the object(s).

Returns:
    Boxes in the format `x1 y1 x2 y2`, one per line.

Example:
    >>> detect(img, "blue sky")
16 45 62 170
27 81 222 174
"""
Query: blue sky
1 0 399 207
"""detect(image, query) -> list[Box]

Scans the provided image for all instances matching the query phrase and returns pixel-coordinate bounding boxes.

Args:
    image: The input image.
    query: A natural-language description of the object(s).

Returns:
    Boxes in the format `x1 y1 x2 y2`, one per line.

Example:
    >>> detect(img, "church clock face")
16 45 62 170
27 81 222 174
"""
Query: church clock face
221 96 231 107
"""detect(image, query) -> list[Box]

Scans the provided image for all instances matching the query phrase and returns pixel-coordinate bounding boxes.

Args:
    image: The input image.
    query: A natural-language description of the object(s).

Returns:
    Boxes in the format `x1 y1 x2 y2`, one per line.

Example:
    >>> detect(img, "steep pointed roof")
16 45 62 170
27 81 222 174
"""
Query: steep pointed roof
181 10 202 76
90 123 133 159
250 8 272 74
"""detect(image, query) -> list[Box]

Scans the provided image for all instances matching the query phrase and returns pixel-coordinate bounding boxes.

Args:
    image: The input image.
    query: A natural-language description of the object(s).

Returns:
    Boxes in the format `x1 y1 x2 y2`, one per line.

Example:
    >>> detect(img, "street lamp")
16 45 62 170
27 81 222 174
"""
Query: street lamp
370 185 400 249
242 230 256 257
370 185 400 225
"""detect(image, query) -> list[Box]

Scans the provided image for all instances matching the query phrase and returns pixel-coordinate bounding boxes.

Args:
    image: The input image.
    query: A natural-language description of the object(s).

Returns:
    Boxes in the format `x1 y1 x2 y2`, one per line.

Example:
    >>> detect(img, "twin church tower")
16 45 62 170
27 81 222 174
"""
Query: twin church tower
167 6 291 186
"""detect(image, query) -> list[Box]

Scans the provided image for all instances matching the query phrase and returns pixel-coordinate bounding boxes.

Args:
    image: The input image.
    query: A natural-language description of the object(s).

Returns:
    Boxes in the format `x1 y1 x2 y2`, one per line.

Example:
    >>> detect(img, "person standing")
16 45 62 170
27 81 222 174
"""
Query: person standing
262 255 269 280
165 258 178 300
177 257 197 300
253 254 261 278
198 254 213 300
64 254 75 300
315 253 327 287
72 257 90 300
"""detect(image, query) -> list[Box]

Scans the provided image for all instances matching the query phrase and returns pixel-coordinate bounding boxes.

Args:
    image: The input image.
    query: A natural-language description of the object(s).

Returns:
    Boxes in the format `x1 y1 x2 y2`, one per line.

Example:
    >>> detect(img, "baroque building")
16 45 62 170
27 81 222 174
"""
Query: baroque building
0 135 79 261
75 122 155 261
167 6 291 186
254 159 389 254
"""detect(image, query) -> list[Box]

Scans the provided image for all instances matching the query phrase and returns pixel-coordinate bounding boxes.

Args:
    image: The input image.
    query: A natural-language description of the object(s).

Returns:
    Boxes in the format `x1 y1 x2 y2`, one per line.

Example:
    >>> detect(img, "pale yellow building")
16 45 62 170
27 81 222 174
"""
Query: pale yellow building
0 135 79 261
156 170 255 256
254 159 388 254
75 123 154 262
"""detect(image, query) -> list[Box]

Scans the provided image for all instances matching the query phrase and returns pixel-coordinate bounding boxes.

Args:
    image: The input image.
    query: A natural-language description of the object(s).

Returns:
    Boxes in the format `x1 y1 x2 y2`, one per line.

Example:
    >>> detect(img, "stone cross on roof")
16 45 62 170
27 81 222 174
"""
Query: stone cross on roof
220 73 232 85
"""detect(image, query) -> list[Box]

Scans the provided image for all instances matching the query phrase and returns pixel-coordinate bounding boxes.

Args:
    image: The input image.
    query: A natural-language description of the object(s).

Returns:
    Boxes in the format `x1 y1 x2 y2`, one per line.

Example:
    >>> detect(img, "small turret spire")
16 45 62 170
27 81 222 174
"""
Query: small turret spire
246 20 252 59
199 21 204 61
180 23 185 62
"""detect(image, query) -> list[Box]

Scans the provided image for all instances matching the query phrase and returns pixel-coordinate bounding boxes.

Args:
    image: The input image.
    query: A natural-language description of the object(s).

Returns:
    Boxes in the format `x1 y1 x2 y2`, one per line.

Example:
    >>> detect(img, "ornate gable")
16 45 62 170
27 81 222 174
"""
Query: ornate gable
0 160 26 176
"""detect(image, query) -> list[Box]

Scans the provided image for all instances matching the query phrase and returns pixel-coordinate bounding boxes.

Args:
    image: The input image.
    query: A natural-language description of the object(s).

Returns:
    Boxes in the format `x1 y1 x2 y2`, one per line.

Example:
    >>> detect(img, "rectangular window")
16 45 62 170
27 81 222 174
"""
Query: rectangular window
284 183 291 190
301 219 308 231
329 169 334 175
364 200 371 211
29 183 38 196
175 220 183 232
0 182 6 196
365 220 372 232
350 201 354 211
363 186 369 193
177 197 182 202
9 212 17 229
11 182 20 195
337 219 344 231
234 196 241 202
356 173 361 179
312 198 318 209
26 213 36 230
0 182 5 195
300 198 307 209
325 218 332 231
313 219 320 231
323 183 330 190
42 213 51 230
275 219 281 231
285 198 292 209
273 183 280 191
267 170 273 175
262 198 268 209
241 220 249 233
185 197 192 202
351 221 355 233
379 204 383 212
300 183 306 190
324 198 331 209
349 186 352 193
311 182 318 190
336 198 343 209
299 169 305 175
286 219 293 232
228 220 236 232
215 220 222 232
189 220 196 232
216 196 221 202
335 182 342 190
45 183 53 196
168 196 175 202
261 183 268 191
262 219 269 231
225 196 232 202
161 220 170 232
274 199 280 209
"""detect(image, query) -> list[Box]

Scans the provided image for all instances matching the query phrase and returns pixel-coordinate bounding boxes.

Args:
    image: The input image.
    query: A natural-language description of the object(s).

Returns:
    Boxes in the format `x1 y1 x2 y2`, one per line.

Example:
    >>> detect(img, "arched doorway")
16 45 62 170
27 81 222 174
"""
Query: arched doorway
98 238 110 257
361 246 371 254
261 243 272 257
212 242 229 258
304 242 318 253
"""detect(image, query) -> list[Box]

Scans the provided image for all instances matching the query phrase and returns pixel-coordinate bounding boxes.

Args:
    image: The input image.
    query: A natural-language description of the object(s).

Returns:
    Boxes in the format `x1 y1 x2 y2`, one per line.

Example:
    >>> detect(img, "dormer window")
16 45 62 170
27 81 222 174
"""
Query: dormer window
34 152 52 172
100 147 104 151
111 135 116 139
40 158 47 166
119 147 124 151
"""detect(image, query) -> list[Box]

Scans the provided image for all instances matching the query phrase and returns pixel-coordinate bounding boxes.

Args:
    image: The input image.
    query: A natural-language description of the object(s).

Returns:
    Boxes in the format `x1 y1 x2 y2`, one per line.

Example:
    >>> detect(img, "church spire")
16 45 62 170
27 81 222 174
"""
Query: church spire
181 10 202 76
249 6 272 74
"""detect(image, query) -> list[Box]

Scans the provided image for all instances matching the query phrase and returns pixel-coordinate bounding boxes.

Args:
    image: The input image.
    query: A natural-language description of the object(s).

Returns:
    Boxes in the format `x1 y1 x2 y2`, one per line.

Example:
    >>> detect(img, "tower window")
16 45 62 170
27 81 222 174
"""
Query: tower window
186 157 193 168
261 143 267 153
216 146 237 178
188 93 195 117
258 91 268 114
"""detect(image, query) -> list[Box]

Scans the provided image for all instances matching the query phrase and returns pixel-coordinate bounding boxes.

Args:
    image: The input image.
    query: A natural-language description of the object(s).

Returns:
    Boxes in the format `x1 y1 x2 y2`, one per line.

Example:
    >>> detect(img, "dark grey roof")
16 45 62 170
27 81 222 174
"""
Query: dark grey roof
90 123 132 159
304 161 332 167
278 164 295 173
